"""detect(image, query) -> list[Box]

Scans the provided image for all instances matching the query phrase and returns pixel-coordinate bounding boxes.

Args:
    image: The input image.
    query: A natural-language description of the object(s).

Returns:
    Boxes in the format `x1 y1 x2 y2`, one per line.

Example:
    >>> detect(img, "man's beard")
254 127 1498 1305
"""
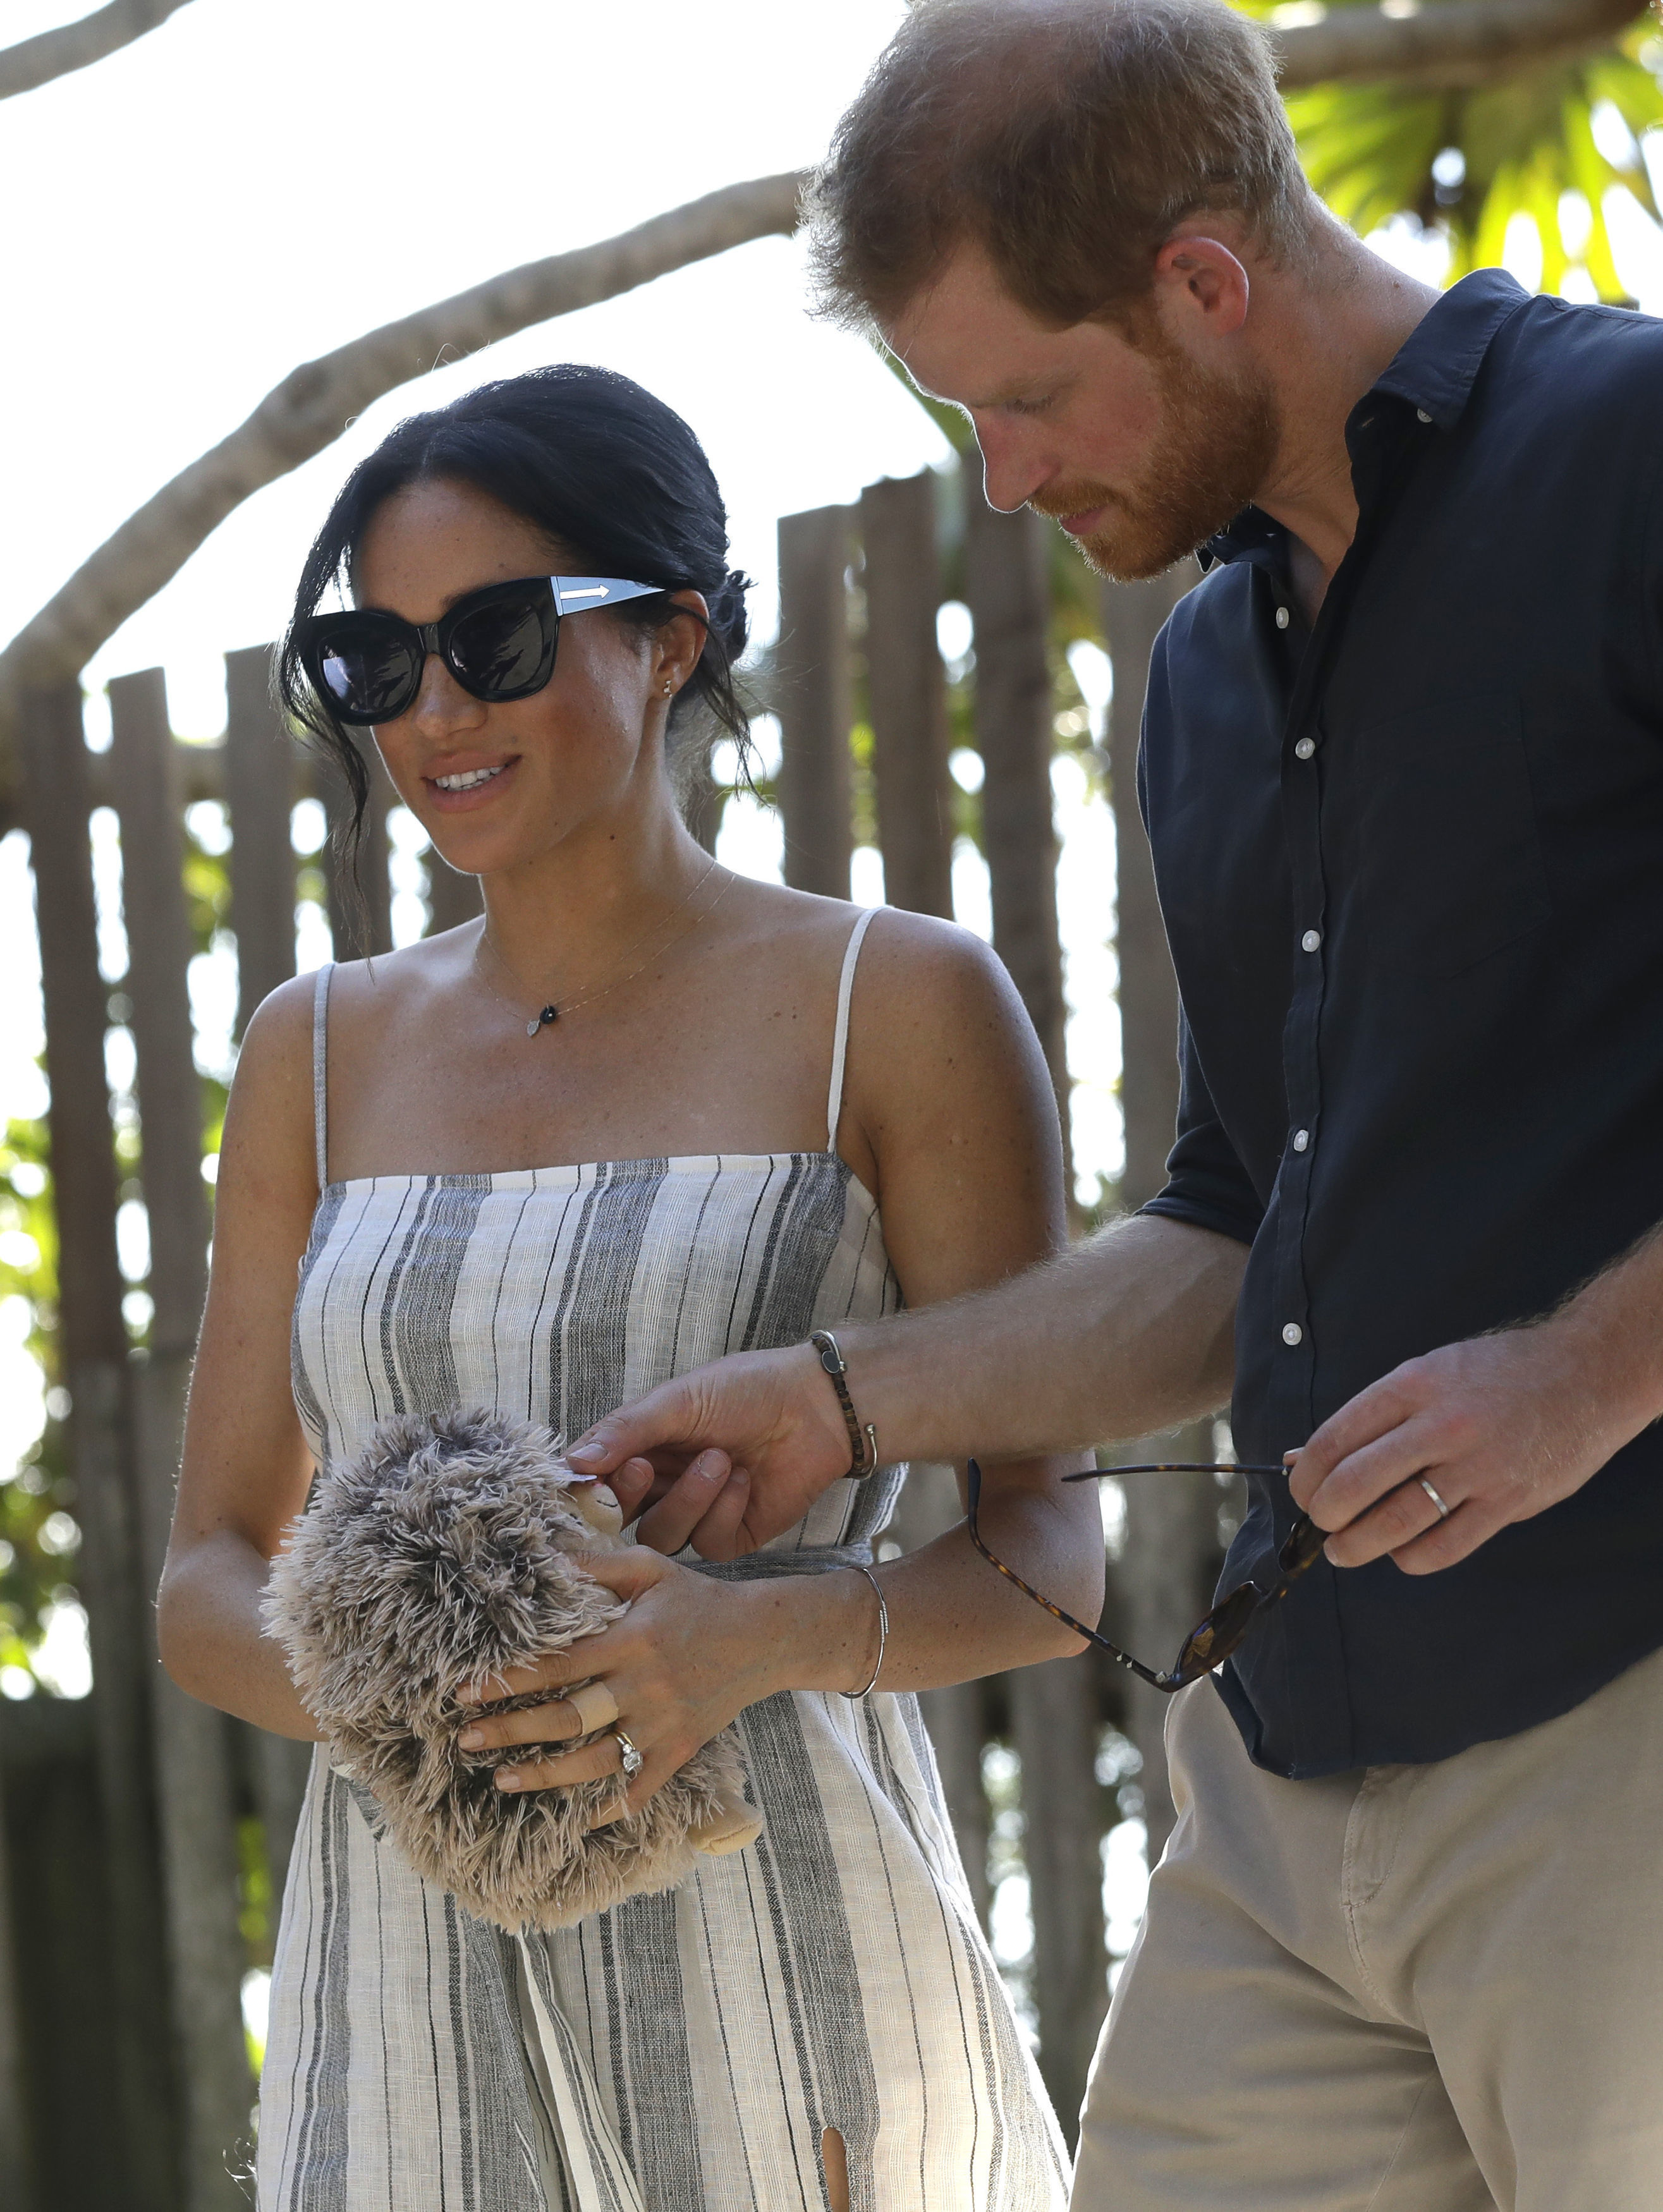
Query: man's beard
1032 339 1281 581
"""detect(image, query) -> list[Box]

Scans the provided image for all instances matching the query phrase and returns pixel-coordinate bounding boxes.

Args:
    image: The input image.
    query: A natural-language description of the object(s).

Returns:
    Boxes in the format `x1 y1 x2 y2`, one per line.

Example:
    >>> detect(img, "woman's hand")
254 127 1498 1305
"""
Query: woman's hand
454 1548 872 1818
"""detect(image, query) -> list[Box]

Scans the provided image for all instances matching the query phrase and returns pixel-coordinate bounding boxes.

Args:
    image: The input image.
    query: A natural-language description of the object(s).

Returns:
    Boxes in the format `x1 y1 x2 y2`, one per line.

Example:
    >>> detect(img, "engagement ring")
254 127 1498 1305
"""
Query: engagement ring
613 1728 643 1778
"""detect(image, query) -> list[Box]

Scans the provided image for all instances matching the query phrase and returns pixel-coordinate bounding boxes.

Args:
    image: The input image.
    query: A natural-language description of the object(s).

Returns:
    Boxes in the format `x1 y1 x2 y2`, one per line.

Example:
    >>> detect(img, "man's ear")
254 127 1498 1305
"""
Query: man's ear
1152 234 1252 339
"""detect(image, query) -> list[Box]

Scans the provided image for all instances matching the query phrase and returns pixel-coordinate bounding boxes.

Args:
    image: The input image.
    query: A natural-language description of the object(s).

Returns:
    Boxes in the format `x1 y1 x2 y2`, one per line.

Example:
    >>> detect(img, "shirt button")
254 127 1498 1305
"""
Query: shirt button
1301 928 1322 952
1282 1323 1304 1346
1293 1128 1310 1152
1416 408 1432 423
1275 606 1291 630
1294 736 1315 760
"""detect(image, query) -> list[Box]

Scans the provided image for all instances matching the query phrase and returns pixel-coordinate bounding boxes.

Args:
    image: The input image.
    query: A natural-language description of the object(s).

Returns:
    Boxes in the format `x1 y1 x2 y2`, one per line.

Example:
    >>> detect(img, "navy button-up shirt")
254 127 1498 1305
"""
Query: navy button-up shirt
1139 270 1663 1778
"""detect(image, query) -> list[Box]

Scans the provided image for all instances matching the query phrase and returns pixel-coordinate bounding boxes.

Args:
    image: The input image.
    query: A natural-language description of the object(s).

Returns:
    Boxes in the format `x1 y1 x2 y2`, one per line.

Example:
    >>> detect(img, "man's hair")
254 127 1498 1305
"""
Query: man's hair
807 0 1315 333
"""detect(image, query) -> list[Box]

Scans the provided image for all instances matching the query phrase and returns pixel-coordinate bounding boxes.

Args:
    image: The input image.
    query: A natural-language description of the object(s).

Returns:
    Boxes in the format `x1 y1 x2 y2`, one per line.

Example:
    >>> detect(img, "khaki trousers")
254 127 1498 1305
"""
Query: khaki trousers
1073 1643 1663 2212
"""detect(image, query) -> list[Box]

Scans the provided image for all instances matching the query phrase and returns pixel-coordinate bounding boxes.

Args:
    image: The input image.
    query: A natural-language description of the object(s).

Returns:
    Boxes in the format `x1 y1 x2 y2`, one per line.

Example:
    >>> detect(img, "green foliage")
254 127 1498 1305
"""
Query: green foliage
238 1813 277 1964
0 1118 76 1680
1241 1 1663 300
182 820 231 950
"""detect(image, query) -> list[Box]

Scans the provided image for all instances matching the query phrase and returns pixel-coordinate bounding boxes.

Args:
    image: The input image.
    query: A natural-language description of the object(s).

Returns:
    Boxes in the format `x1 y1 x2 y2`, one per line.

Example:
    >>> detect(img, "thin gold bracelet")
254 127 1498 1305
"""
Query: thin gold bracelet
840 1563 889 1700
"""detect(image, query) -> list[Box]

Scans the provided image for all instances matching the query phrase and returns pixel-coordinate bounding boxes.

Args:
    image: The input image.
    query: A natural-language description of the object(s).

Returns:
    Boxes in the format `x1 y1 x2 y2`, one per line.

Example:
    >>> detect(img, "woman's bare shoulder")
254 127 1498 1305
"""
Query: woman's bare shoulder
221 973 325 1195
303 937 462 1025
731 879 1004 981
235 969 321 1085
849 906 1026 1039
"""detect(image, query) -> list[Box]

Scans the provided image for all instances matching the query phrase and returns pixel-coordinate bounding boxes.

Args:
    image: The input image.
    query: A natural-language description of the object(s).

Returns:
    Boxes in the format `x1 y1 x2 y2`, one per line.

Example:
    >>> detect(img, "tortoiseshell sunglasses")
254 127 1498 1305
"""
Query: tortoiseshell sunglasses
965 1457 1326 1691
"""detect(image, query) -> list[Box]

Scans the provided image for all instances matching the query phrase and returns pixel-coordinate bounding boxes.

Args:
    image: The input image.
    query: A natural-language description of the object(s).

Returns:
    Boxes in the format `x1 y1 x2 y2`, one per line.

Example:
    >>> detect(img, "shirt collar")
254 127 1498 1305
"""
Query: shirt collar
1201 269 1530 569
1370 265 1527 430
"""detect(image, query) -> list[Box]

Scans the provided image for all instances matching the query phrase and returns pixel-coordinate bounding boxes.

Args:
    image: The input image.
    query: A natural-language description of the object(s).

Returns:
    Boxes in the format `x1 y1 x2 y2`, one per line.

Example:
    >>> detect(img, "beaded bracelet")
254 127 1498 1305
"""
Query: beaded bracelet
840 1564 889 1700
808 1328 880 1478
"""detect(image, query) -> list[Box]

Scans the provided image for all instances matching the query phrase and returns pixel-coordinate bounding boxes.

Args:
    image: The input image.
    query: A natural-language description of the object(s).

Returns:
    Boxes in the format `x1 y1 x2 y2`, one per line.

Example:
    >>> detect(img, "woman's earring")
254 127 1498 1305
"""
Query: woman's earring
662 681 673 696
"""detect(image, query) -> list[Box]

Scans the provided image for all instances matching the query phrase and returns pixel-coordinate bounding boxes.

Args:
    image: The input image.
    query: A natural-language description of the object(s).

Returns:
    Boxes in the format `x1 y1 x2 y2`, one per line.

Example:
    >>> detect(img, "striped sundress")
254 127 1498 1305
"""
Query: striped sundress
259 911 1069 2211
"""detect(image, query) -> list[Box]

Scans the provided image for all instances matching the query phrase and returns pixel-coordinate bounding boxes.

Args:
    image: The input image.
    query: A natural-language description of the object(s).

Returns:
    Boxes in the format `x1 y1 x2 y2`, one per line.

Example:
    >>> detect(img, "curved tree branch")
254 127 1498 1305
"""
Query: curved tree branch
0 169 807 776
0 0 194 102
1273 0 1646 90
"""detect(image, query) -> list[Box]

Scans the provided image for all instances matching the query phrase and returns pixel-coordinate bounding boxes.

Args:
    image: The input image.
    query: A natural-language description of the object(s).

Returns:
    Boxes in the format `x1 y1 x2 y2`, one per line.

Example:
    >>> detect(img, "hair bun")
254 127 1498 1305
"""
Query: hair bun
703 569 753 664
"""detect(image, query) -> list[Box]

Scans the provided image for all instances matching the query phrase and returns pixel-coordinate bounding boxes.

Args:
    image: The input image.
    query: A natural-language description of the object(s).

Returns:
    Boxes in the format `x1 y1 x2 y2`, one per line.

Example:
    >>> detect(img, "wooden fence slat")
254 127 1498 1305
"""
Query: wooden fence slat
1009 1655 1109 2137
0 1761 30 2212
860 474 954 918
964 488 1075 1194
1101 570 1197 1213
0 1699 127 2212
110 672 255 2211
964 492 1104 2124
109 672 207 1347
1101 569 1218 1859
225 644 299 1033
776 506 854 898
18 682 180 2210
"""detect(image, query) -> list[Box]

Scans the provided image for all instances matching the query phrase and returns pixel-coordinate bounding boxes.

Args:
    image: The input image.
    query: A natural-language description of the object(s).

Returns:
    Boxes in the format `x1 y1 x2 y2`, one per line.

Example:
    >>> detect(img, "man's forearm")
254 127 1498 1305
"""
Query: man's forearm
571 1213 1245 1557
838 1213 1243 1464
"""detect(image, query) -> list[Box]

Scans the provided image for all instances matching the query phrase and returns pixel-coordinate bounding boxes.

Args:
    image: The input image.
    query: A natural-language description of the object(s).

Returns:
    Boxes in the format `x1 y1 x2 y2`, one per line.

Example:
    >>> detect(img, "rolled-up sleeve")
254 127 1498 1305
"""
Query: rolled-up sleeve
1137 1012 1263 1247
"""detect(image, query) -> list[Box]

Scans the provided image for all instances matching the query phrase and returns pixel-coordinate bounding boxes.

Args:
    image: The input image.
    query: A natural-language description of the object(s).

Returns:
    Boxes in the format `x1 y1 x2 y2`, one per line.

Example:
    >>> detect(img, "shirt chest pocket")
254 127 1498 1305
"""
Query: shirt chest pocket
1328 695 1552 980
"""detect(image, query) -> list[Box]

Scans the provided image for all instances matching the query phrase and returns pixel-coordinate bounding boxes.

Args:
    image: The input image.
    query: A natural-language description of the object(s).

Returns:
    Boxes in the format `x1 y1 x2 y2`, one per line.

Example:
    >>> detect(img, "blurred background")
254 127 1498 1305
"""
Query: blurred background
0 1 1659 2204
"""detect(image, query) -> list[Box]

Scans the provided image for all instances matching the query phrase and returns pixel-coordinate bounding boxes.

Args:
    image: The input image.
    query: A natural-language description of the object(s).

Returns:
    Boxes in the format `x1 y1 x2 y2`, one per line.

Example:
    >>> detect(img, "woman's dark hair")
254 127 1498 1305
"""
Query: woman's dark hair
277 363 753 841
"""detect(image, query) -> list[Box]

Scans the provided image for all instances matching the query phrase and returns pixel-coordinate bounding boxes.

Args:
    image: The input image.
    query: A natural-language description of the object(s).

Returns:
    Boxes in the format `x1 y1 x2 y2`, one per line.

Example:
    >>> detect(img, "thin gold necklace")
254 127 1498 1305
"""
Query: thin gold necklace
474 858 731 1037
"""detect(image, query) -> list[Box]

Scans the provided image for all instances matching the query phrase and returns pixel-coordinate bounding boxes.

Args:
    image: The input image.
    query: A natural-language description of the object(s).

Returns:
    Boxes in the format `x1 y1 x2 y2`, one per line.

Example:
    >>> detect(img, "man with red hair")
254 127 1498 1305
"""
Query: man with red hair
573 3 1663 2203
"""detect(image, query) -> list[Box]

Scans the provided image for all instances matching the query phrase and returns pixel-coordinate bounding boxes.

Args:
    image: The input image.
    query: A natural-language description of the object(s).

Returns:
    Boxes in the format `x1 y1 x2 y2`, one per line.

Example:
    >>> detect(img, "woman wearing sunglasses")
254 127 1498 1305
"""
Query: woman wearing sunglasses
159 363 1100 2209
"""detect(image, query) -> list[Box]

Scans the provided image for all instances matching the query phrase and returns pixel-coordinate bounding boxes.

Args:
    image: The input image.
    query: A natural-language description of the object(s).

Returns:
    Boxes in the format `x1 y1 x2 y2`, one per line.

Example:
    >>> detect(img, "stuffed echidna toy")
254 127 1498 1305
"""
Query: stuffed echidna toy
263 1407 762 1933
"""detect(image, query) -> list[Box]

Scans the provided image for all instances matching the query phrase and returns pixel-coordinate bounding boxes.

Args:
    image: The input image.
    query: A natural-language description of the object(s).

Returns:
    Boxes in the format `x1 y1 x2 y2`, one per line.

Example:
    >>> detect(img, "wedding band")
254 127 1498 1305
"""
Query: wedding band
1418 1477 1453 1521
565 1679 619 1734
613 1728 643 1778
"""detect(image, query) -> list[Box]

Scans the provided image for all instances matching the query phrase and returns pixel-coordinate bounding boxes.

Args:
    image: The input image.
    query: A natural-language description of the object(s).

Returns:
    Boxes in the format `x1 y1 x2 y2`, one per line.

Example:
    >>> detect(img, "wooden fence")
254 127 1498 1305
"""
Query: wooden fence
0 462 1227 2206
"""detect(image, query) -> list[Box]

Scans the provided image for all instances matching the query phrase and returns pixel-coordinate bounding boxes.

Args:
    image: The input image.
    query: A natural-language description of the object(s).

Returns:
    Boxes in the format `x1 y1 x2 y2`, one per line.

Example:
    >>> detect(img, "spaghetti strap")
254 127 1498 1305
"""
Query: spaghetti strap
312 964 334 1192
825 908 877 1152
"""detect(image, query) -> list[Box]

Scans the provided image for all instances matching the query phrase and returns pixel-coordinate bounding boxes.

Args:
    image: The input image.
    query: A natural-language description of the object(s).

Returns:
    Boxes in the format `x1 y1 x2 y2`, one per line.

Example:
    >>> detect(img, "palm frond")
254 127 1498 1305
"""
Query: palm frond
1245 0 1663 300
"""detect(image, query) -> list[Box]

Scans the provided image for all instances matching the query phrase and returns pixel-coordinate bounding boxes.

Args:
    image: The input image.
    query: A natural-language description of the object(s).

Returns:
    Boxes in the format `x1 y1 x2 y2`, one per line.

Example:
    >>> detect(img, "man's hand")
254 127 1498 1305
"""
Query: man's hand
1289 1316 1635 1573
567 1342 853 1559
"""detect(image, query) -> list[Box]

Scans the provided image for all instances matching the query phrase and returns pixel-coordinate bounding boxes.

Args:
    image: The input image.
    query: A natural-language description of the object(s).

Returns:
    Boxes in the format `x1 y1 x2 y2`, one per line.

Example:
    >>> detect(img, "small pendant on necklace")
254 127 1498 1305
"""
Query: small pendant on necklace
527 1004 558 1038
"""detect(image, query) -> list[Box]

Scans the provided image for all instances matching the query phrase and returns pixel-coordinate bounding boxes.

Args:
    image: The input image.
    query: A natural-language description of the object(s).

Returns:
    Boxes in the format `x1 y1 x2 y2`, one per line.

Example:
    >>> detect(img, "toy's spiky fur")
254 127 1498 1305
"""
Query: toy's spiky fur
264 1407 757 1933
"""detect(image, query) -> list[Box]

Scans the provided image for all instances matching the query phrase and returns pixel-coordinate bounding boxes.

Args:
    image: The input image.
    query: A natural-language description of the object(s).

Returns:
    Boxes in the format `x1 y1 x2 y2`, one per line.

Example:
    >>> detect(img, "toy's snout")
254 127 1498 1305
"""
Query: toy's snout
564 1477 624 1541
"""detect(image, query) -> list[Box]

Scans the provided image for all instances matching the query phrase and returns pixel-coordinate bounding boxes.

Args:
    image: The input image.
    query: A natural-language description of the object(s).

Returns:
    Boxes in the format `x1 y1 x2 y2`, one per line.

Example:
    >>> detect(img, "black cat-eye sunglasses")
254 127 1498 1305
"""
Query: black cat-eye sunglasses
296 573 667 726
966 1457 1326 1691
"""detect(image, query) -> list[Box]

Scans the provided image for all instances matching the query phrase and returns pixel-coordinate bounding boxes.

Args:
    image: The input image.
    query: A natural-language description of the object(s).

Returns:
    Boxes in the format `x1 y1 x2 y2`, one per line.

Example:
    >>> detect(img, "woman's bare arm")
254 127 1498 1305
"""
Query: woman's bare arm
157 978 324 1739
825 909 1103 1667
